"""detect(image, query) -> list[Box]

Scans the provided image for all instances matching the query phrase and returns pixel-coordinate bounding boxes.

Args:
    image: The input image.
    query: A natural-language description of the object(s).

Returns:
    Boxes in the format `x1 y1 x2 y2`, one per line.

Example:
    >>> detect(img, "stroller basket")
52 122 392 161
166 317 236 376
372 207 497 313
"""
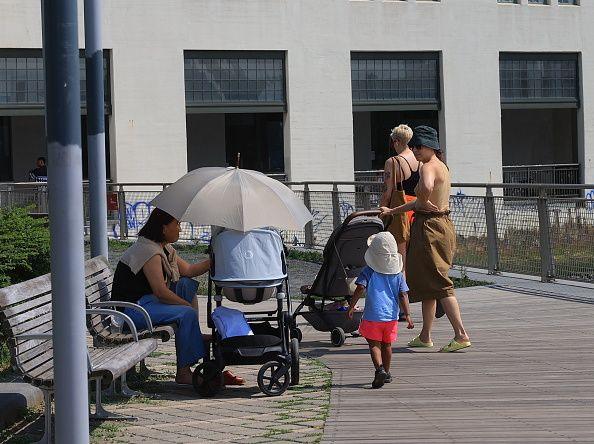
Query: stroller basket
301 310 362 333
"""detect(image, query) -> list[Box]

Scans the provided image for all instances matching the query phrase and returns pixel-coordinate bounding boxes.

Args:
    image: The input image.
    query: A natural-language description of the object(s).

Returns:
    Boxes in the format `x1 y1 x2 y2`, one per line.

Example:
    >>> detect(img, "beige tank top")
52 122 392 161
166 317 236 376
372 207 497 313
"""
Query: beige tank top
415 160 451 212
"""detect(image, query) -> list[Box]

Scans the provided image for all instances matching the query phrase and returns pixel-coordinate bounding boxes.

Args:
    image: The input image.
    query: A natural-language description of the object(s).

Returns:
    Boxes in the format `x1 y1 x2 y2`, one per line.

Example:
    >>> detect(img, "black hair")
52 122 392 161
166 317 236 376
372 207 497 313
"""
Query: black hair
138 208 176 243
37 156 46 163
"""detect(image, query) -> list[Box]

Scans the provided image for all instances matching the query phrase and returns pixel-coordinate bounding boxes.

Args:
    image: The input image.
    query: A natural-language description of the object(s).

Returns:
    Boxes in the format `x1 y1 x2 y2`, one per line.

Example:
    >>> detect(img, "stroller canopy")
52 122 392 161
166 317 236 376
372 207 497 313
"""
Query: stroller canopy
211 228 287 282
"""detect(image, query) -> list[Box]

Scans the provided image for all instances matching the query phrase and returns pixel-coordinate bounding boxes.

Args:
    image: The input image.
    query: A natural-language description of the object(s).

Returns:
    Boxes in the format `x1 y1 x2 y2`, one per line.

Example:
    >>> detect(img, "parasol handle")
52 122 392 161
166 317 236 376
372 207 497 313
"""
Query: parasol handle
236 152 241 168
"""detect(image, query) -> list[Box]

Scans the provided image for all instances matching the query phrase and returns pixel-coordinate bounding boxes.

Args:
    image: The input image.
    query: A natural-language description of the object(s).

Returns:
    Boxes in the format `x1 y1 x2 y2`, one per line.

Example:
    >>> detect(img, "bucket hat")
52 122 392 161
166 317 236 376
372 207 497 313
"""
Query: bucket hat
409 125 440 151
364 232 403 275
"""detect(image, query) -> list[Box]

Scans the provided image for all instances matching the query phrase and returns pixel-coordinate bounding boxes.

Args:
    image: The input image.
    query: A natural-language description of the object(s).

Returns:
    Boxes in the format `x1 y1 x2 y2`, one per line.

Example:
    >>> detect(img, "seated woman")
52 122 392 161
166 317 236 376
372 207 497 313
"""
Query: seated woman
111 208 244 386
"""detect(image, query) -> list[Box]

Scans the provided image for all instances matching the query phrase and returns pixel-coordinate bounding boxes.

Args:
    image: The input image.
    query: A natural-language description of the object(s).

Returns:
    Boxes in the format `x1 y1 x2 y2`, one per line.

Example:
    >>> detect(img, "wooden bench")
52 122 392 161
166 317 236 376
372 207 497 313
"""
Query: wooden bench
84 256 176 379
0 265 159 443
84 256 175 345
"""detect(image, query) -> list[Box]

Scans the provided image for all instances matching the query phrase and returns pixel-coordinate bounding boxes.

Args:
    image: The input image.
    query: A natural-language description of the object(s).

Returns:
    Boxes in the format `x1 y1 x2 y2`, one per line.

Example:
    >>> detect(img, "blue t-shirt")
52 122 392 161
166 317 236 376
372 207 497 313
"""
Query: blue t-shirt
355 266 409 322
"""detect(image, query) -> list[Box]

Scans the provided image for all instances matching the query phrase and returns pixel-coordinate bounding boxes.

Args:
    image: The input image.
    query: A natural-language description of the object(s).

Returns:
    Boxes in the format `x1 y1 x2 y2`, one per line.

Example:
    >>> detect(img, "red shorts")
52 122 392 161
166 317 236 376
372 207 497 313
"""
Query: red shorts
359 319 398 343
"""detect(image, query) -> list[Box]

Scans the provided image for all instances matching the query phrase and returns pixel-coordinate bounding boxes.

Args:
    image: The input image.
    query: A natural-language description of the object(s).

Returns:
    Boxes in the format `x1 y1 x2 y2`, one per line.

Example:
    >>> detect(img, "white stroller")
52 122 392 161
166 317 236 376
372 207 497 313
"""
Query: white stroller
192 228 299 397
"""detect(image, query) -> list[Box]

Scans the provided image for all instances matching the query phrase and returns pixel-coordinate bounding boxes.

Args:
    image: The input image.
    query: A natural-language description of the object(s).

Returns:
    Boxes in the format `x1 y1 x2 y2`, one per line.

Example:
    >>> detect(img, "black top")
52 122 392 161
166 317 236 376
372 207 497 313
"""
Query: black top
395 156 420 196
111 262 154 303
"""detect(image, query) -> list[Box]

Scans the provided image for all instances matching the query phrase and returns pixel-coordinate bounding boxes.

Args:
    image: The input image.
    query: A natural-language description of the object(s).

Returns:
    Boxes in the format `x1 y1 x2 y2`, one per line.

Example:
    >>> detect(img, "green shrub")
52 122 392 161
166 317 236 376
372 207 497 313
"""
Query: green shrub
0 206 51 288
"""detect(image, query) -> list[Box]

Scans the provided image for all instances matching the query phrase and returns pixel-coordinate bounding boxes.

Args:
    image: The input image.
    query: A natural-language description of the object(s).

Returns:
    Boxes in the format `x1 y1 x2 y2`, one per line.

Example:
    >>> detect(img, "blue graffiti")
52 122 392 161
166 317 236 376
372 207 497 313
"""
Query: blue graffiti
586 189 594 211
112 200 153 238
451 189 466 215
339 201 355 220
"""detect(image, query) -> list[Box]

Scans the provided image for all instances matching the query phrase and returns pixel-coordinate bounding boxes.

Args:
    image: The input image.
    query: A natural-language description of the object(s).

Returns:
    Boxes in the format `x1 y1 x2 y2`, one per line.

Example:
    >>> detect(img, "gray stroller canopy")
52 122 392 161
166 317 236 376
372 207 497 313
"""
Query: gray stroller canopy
211 228 287 284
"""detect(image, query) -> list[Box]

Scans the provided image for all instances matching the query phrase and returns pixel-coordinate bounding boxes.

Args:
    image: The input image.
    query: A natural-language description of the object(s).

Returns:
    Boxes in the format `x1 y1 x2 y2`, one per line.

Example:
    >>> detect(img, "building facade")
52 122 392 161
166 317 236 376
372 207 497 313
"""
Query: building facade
0 0 592 186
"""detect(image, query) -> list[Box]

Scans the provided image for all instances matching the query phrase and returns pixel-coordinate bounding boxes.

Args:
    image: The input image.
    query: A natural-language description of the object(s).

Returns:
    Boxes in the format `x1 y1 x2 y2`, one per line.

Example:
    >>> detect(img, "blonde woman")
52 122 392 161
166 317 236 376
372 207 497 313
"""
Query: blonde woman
380 126 470 352
379 124 420 272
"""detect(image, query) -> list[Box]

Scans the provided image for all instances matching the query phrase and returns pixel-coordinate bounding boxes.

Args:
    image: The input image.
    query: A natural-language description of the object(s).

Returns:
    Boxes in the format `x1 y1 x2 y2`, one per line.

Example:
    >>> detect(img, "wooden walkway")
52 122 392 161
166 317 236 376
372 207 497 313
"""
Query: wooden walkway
299 286 594 443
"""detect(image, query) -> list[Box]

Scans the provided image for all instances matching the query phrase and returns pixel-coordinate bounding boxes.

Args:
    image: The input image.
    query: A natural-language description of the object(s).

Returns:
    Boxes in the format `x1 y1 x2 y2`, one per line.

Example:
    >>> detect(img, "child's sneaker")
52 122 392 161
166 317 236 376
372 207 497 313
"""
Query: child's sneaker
372 367 388 389
384 373 392 383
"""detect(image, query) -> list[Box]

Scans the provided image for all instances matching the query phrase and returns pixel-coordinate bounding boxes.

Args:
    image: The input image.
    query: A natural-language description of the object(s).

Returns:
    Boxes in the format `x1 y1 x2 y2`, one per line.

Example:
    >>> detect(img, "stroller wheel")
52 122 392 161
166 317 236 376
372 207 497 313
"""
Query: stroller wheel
257 361 290 396
290 338 300 386
331 327 346 347
291 327 303 343
193 361 222 397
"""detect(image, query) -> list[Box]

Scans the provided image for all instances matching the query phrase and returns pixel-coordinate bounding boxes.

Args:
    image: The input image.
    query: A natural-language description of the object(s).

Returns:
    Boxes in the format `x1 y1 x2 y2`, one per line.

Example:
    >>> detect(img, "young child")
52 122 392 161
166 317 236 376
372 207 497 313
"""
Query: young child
347 232 414 388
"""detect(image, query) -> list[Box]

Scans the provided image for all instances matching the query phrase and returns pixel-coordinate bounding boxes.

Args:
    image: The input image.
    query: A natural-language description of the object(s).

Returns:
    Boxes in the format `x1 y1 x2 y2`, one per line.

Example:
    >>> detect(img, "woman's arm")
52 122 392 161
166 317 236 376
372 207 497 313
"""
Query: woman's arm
177 257 210 278
379 199 417 216
379 158 395 207
143 256 191 306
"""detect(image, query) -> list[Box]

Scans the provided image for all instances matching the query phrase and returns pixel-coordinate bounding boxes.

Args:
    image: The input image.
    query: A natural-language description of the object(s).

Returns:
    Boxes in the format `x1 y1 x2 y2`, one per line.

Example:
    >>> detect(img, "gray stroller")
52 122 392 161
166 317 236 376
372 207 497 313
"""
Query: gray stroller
292 210 388 346
193 227 299 397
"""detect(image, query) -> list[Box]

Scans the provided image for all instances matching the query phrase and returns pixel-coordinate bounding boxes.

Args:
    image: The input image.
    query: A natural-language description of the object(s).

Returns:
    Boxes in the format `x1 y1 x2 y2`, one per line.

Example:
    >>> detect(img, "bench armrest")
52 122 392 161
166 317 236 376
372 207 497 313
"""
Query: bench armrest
89 301 154 332
14 333 53 341
86 308 139 342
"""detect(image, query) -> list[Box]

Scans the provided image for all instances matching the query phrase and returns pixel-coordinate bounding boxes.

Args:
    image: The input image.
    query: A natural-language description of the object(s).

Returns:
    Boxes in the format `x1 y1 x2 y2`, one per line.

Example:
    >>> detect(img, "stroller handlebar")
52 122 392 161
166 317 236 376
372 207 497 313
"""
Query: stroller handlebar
342 209 391 228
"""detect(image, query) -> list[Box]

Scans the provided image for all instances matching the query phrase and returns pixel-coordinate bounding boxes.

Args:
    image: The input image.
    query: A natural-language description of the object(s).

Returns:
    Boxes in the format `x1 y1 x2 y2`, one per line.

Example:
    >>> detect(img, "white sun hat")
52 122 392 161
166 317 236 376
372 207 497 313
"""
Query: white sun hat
364 232 403 275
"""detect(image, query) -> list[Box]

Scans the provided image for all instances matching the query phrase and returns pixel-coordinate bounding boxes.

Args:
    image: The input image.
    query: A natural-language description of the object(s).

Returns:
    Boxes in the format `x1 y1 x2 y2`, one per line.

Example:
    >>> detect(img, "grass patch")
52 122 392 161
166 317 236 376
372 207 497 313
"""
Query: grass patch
90 421 126 443
0 340 11 376
287 248 323 264
453 275 491 288
108 239 209 255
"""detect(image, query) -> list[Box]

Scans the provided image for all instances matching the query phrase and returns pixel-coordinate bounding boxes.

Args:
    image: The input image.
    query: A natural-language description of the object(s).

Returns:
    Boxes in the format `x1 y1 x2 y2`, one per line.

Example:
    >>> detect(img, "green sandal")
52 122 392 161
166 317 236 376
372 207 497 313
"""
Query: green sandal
439 339 471 352
407 335 434 348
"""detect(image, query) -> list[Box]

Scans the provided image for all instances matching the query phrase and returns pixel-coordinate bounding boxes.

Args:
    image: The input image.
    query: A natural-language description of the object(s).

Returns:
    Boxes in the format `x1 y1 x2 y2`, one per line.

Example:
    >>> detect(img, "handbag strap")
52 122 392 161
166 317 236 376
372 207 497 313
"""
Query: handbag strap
393 156 405 191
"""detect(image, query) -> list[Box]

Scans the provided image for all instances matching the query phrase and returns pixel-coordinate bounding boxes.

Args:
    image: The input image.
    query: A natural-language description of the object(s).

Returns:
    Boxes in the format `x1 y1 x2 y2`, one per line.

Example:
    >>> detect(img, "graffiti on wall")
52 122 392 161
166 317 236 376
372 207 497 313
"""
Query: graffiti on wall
586 189 594 211
111 198 359 246
451 189 467 215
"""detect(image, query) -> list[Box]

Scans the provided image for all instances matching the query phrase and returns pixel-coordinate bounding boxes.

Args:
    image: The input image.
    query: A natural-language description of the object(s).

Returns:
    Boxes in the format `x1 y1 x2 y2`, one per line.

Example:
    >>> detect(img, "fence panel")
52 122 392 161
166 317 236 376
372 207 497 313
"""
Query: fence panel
548 197 594 283
2 181 594 284
450 195 489 270
495 197 542 277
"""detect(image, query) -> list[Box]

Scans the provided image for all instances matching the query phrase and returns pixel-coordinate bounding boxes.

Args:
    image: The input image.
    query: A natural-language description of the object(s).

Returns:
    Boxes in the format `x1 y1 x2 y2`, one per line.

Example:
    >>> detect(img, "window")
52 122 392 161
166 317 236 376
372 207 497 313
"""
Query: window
558 0 578 5
498 0 519 3
351 52 440 109
500 53 579 106
0 49 110 109
527 0 547 4
184 51 285 108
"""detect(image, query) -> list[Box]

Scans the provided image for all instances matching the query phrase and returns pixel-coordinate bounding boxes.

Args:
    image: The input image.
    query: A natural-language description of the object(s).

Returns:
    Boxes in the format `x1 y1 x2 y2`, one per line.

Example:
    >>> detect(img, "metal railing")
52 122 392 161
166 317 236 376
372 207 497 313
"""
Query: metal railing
1 181 593 284
502 163 581 197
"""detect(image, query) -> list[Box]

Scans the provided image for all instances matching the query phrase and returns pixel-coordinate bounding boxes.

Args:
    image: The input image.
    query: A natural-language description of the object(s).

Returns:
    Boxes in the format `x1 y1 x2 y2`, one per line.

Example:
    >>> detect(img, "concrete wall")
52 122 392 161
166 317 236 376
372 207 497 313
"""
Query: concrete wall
1 0 593 184
186 114 226 171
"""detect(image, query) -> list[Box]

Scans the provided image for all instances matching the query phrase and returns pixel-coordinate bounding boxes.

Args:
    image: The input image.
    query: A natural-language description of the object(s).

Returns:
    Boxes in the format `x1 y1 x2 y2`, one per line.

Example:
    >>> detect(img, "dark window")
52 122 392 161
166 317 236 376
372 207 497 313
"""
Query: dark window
351 52 440 108
498 0 519 3
225 113 284 173
558 0 578 4
0 117 11 181
499 53 579 105
528 0 547 4
0 49 111 109
184 51 285 107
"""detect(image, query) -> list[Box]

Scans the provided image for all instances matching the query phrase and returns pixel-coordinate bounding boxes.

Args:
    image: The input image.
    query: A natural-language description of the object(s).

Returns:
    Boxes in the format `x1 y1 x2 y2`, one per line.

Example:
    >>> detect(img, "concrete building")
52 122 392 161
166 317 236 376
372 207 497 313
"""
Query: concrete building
0 0 592 186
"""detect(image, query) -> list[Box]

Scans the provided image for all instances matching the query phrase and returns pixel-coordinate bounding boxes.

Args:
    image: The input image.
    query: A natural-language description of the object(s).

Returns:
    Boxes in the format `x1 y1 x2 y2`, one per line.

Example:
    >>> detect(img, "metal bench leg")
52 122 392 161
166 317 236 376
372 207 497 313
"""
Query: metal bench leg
34 390 52 444
119 372 141 397
89 377 136 421
139 359 149 374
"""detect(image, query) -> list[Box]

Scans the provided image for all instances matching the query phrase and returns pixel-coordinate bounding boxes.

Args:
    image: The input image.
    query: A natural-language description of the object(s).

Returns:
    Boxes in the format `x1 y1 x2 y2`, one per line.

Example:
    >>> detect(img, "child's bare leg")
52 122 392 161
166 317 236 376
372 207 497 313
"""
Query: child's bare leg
380 342 392 373
367 339 383 369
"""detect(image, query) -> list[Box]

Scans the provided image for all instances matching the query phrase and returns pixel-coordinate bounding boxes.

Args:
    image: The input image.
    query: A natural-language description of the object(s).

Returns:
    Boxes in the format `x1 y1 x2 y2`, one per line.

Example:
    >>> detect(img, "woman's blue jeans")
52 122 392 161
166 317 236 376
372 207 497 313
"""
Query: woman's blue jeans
124 277 206 368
